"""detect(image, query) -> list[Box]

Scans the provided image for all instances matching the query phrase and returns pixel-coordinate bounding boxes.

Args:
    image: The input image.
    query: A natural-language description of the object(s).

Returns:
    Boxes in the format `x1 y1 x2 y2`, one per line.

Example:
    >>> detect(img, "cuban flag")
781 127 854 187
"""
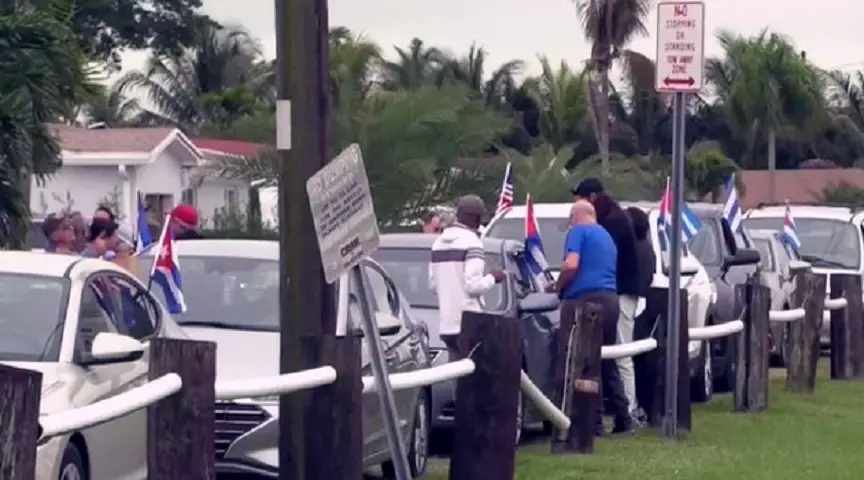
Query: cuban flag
723 174 742 233
495 162 514 216
135 191 153 253
659 177 703 241
524 194 551 288
782 202 801 251
149 218 186 314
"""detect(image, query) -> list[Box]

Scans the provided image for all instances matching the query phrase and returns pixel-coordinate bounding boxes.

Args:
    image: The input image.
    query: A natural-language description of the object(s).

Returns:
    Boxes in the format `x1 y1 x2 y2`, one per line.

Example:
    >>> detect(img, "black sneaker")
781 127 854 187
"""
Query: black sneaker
611 416 636 435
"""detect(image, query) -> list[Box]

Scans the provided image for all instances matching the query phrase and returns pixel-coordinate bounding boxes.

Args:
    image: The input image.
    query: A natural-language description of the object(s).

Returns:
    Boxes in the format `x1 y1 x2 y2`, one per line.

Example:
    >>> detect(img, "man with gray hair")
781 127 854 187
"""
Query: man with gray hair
555 200 633 434
429 195 505 360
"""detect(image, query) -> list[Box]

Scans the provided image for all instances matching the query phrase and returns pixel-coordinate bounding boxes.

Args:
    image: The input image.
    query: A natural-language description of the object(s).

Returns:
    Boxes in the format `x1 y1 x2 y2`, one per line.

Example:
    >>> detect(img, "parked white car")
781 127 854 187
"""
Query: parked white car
0 251 186 480
483 201 717 401
744 203 864 347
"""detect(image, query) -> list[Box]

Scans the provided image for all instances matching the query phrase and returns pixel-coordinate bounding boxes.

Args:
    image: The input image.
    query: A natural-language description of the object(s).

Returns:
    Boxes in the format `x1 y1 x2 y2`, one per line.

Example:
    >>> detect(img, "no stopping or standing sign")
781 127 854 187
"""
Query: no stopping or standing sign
655 2 705 93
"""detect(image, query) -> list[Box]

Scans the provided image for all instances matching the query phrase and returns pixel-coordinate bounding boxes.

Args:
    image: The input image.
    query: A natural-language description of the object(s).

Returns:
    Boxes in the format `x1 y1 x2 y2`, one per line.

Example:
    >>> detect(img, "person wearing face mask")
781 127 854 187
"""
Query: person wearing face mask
429 195 506 361
81 218 121 259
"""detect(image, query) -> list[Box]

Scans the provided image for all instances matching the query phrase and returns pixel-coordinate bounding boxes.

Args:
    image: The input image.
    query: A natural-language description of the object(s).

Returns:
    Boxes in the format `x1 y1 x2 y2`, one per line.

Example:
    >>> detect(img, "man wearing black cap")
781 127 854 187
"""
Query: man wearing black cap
573 178 641 424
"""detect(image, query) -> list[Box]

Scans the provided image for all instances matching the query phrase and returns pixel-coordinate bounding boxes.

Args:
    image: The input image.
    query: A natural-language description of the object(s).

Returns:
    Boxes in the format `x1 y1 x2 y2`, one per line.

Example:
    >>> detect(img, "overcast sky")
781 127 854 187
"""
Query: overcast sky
119 0 864 80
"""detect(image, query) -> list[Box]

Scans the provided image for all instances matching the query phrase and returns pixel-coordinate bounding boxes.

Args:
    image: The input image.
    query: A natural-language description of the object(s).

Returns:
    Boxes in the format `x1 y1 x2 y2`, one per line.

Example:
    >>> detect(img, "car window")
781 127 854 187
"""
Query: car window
363 264 400 317
688 220 721 265
77 276 124 358
753 238 775 271
0 274 68 362
103 274 160 340
486 217 569 268
745 217 862 270
372 247 507 311
139 255 280 330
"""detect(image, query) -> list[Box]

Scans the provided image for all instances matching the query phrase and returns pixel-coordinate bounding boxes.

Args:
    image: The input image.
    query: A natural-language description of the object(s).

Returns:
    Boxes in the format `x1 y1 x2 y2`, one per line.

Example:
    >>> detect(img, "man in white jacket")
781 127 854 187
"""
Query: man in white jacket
429 195 506 359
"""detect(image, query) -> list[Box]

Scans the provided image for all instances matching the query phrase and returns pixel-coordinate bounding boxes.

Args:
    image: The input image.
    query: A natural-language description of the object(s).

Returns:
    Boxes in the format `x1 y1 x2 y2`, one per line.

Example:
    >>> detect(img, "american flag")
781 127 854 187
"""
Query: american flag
496 162 514 215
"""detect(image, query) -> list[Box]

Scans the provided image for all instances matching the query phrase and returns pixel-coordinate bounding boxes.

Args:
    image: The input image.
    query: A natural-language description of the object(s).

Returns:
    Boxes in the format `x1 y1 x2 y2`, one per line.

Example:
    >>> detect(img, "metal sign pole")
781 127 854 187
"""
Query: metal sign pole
663 91 687 439
352 266 411 479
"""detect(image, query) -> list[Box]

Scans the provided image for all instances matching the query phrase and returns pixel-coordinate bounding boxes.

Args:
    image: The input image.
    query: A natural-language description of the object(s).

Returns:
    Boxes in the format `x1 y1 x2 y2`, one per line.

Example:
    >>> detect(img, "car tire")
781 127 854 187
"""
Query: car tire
691 340 713 403
59 442 87 480
382 393 429 479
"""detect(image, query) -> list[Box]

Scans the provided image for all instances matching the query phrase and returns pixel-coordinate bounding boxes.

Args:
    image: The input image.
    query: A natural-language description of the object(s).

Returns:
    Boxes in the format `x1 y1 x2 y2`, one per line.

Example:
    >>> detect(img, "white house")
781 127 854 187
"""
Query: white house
32 124 258 229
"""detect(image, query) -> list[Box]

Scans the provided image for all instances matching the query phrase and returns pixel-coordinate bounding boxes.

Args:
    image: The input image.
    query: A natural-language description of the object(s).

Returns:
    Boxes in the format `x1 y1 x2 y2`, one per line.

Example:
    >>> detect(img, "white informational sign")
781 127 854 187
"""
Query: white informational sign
655 2 705 93
306 143 380 287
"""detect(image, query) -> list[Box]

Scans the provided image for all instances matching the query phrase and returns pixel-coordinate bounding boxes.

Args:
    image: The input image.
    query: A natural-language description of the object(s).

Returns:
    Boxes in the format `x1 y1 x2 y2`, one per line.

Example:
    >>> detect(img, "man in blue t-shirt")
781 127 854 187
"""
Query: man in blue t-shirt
555 200 634 434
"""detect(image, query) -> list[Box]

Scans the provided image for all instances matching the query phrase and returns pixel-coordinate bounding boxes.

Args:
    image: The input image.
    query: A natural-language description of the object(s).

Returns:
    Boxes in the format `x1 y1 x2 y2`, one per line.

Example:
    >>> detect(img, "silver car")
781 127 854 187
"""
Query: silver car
139 239 432 478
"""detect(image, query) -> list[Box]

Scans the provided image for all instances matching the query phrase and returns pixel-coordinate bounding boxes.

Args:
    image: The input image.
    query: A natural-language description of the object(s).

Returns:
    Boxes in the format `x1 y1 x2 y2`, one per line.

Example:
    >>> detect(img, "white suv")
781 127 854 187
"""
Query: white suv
744 203 864 347
483 202 716 401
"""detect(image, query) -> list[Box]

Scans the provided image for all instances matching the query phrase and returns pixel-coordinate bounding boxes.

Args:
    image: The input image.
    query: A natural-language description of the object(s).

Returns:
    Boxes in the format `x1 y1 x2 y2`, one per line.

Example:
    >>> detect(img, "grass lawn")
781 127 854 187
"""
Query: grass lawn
420 369 864 479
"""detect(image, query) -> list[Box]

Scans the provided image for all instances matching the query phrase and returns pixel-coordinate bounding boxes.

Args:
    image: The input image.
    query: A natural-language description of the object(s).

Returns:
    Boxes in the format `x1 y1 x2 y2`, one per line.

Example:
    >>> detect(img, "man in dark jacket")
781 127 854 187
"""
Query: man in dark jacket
626 206 657 422
573 178 640 420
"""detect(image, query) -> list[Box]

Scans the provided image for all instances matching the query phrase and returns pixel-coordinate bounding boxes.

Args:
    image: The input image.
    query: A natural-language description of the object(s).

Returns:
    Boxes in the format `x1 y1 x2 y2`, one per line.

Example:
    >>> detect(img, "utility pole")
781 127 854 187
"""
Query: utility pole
275 0 362 478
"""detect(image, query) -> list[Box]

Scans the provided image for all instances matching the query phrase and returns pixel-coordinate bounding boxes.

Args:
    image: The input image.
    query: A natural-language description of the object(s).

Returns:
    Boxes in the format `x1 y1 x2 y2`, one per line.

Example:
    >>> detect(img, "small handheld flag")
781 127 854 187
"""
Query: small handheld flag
495 162 514 216
659 177 703 241
782 202 801 251
523 194 551 288
723 174 742 233
149 216 186 314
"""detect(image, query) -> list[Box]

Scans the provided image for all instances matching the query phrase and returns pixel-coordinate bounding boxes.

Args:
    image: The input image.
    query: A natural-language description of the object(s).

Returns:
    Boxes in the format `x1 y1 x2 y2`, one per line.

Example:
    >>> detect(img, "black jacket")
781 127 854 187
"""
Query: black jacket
175 230 205 241
597 205 640 296
634 237 656 297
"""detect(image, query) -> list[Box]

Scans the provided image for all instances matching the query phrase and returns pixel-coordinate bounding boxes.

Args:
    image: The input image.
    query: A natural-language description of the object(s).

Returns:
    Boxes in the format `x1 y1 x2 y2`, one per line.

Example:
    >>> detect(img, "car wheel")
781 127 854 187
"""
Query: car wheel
59 442 87 480
382 393 429 479
691 340 713 403
515 392 524 445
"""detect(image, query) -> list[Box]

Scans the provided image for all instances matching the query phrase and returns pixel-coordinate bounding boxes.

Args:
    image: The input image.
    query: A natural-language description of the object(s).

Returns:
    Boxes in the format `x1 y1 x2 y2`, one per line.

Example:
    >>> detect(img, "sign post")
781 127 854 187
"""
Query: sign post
655 1 705 439
306 144 411 480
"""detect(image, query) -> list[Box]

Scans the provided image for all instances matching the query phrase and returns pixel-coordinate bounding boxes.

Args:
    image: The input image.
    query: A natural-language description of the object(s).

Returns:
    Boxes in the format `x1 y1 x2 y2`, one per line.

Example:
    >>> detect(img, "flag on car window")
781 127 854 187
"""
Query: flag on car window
524 194 551 288
782 202 801 251
659 177 702 242
722 174 742 233
135 191 153 252
149 217 186 314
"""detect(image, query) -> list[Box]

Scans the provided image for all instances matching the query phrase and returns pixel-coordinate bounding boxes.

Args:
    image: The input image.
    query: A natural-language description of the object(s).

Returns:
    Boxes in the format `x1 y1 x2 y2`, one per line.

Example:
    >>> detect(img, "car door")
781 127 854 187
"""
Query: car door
362 262 417 442
73 272 155 480
512 251 556 394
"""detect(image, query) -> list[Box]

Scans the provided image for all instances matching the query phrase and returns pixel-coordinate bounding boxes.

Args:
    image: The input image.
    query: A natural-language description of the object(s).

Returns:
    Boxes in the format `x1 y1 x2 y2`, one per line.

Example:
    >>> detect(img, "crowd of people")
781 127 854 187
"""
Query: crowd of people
428 178 656 436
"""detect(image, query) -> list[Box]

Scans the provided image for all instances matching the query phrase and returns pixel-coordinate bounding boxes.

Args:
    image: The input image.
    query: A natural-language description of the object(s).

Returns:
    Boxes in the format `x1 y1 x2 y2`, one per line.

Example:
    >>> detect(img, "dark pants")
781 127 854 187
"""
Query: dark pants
633 290 664 418
441 334 462 361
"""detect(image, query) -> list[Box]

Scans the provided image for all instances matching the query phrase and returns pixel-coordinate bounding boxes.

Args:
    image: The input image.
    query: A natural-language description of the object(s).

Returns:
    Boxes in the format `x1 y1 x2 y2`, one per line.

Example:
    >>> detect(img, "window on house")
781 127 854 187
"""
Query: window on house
143 194 173 218
224 187 239 214
181 188 197 206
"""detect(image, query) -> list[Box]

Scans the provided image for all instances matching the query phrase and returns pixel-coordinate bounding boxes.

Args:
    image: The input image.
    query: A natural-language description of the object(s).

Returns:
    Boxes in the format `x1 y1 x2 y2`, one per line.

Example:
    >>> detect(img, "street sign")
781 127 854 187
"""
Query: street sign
655 2 705 93
306 143 380 285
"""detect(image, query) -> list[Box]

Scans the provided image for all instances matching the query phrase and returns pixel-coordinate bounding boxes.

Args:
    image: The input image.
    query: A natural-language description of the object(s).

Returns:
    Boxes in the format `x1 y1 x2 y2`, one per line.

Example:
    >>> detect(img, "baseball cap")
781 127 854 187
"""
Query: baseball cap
171 204 199 227
572 178 605 197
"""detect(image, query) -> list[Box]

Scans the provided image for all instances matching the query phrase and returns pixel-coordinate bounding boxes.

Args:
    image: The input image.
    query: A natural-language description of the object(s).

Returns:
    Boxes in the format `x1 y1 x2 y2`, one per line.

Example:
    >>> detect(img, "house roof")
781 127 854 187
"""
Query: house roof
191 138 266 157
740 168 864 208
49 124 202 166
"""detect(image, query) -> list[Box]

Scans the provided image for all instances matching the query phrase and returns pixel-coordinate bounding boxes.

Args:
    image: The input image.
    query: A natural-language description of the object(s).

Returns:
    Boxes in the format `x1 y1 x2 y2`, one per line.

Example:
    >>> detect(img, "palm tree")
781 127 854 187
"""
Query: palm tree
824 69 864 149
574 0 651 172
0 1 94 247
706 29 826 201
78 82 147 127
444 44 524 109
522 56 590 152
329 27 381 107
117 23 265 131
379 38 447 91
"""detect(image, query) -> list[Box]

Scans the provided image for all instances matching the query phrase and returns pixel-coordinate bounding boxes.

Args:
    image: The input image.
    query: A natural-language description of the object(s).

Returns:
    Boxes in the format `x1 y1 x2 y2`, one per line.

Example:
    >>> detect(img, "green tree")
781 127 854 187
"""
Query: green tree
379 38 447 91
522 57 590 152
684 140 741 201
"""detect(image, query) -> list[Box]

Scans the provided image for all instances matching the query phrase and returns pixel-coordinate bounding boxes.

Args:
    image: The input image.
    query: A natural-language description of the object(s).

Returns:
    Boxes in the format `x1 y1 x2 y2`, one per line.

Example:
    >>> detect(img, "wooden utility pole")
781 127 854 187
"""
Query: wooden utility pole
275 0 363 478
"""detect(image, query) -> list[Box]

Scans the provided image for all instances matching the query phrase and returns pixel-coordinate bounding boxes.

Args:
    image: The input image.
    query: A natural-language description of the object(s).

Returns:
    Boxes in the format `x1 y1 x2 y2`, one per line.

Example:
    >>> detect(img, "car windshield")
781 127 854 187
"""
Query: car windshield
744 217 861 270
140 256 279 330
688 220 721 266
752 238 775 270
484 217 569 268
0 274 68 361
372 247 506 310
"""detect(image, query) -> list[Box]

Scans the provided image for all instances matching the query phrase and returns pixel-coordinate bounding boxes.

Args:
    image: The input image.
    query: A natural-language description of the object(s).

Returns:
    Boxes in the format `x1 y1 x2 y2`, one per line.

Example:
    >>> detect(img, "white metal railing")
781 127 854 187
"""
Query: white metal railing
769 308 806 323
689 320 744 341
361 359 476 393
39 374 182 441
519 371 570 430
216 366 337 401
602 338 658 359
825 297 848 311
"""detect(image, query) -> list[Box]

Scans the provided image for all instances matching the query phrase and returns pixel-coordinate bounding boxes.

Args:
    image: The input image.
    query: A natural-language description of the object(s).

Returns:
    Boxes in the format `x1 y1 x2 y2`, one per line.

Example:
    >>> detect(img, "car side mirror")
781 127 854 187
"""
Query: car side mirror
721 248 761 272
354 312 402 337
789 259 812 272
518 292 560 314
81 332 145 366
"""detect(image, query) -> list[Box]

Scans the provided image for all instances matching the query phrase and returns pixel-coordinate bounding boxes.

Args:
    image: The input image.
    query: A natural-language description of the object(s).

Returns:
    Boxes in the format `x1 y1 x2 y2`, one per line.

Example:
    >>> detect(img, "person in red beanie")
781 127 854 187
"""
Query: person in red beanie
170 204 204 240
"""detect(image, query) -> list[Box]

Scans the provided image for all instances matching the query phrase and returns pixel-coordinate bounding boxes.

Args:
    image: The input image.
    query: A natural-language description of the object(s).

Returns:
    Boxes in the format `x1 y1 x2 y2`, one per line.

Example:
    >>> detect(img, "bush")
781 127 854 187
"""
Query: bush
203 195 278 240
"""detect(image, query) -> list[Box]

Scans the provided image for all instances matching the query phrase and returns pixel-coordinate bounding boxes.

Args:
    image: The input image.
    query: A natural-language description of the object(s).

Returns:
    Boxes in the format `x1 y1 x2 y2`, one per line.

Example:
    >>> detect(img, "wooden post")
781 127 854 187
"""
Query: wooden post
649 289 690 432
147 338 217 480
450 311 523 480
733 281 770 412
829 274 864 379
786 271 826 393
550 300 602 454
0 365 42 480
